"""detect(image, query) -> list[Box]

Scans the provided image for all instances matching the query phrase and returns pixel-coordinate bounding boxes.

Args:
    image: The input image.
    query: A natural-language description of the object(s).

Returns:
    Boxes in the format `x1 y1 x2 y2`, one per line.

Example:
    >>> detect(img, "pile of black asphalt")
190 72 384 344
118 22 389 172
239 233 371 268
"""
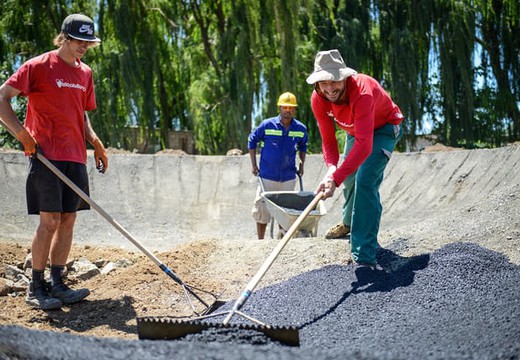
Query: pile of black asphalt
1 242 519 360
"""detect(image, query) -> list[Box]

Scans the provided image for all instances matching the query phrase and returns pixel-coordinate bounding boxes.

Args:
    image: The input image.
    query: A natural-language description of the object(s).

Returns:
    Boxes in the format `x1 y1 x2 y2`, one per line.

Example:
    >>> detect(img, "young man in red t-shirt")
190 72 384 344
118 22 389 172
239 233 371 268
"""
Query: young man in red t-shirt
0 14 108 309
307 49 403 267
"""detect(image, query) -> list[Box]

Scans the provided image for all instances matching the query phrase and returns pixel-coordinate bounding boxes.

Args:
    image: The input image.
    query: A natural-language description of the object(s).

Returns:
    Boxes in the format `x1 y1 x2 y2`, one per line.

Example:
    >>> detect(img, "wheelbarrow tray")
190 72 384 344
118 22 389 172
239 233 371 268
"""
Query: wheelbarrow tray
262 191 327 236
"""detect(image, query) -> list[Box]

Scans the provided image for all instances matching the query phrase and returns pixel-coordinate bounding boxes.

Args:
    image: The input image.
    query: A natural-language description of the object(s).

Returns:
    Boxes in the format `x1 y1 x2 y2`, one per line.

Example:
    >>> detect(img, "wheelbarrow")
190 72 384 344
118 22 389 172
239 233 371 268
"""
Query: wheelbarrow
259 175 327 238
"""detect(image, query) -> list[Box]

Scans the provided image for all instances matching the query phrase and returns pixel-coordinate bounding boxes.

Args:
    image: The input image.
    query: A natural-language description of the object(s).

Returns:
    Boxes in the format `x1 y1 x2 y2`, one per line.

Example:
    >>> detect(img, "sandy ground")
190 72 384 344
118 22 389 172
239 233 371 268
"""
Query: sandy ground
0 144 519 357
0 237 351 339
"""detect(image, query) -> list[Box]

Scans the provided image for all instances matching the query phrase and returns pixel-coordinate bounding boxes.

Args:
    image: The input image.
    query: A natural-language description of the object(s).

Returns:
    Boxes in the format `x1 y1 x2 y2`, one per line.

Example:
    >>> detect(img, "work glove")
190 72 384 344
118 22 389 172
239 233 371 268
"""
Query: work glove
15 128 37 156
92 138 108 173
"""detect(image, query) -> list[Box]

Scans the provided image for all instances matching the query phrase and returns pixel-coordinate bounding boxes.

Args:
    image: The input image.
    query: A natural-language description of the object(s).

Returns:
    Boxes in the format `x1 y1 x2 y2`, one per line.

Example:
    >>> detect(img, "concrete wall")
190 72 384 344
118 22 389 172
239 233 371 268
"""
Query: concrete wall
0 151 338 251
2 144 519 252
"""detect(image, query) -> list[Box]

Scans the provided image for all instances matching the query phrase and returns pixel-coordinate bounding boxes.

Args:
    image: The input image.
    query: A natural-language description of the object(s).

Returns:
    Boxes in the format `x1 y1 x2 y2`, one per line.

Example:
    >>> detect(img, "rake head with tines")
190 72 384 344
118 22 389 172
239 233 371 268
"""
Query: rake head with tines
136 316 300 346
159 264 226 316
29 151 226 317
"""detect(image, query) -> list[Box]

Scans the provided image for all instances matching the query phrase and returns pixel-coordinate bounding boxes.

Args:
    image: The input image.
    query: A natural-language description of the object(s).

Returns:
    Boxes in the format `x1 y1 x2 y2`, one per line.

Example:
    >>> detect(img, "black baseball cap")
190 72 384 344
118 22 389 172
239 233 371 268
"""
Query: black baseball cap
61 14 101 42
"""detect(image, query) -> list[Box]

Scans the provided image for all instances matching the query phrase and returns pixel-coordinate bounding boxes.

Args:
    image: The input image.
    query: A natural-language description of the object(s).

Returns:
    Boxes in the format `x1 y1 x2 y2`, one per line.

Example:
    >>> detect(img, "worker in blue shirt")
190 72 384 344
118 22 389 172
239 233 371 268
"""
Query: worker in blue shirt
248 92 308 239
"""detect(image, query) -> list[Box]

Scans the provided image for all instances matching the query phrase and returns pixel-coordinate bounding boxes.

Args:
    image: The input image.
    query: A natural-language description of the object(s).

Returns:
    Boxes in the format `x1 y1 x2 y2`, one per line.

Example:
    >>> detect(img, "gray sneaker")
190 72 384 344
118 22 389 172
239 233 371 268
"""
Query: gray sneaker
50 283 90 304
26 282 63 310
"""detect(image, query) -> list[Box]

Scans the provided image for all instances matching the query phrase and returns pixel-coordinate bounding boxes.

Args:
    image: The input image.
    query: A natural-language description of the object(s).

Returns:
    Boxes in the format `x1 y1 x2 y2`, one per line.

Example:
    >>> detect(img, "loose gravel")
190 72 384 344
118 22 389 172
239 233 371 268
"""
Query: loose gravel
1 242 519 360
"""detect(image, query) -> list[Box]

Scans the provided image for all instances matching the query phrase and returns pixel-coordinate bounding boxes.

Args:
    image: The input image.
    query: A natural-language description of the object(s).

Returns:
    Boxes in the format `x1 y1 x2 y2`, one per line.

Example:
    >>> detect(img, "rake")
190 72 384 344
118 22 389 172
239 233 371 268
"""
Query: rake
137 191 325 346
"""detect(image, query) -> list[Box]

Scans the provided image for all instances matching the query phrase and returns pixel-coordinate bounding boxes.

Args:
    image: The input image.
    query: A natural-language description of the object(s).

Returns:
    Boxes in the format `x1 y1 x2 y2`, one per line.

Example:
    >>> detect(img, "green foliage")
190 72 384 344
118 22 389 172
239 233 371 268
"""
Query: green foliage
0 126 19 149
0 93 27 149
0 0 519 154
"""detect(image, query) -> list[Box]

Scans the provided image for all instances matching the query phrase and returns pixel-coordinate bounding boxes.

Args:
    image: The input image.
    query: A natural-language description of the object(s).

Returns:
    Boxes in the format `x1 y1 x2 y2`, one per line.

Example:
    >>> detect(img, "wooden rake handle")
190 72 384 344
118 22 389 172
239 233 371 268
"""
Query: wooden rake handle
223 191 325 325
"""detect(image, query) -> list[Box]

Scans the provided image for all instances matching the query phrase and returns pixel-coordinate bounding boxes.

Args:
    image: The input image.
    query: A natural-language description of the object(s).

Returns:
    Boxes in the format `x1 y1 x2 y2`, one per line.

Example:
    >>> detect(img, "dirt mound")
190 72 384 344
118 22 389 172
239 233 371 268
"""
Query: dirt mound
155 149 189 156
422 143 459 152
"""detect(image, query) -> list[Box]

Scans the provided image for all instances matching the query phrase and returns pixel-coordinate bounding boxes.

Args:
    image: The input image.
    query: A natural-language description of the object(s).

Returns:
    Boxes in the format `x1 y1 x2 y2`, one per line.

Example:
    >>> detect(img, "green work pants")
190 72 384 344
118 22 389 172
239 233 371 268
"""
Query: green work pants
342 123 403 264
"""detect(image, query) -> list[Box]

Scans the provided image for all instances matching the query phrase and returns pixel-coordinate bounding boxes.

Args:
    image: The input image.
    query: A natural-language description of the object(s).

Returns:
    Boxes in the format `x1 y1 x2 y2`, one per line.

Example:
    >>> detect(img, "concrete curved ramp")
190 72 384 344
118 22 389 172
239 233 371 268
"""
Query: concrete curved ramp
0 152 334 250
1 144 520 261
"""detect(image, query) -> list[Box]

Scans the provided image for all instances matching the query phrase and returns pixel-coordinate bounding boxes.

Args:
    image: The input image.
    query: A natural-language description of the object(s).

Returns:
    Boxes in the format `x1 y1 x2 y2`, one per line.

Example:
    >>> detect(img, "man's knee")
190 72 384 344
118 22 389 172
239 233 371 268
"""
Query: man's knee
38 213 62 234
59 212 77 227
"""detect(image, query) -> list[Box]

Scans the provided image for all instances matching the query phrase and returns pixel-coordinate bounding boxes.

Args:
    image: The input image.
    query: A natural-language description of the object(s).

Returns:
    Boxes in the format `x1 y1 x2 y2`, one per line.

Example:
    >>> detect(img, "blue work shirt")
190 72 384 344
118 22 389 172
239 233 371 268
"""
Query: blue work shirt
248 115 308 182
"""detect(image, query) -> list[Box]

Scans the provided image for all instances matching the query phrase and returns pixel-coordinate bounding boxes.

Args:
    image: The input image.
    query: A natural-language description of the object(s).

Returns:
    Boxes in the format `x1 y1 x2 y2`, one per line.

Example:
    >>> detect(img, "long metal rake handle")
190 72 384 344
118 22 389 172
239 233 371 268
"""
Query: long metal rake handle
0 117 178 281
223 191 325 325
36 154 171 274
36 153 219 312
38 153 223 315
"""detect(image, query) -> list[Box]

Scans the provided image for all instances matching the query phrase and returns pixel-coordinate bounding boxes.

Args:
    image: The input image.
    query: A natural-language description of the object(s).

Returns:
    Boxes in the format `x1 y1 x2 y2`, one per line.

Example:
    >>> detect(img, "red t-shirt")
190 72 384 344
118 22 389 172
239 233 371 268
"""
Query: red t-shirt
311 74 403 185
6 50 96 164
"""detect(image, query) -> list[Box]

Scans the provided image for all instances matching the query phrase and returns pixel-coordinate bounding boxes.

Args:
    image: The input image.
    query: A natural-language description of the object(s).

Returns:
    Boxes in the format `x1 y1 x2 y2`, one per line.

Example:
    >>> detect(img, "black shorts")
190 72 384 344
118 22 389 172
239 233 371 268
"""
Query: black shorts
26 158 90 214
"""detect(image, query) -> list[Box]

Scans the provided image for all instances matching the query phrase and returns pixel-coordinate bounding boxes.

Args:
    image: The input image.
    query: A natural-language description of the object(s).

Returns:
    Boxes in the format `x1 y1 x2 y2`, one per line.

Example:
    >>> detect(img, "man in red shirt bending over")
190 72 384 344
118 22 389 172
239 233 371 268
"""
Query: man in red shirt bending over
307 49 403 267
0 14 108 309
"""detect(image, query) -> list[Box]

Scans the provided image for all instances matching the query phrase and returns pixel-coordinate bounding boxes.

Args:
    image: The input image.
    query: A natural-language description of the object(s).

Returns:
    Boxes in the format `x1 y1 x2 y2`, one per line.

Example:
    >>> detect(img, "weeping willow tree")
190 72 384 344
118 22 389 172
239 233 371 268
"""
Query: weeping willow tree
1 0 519 153
91 0 187 152
139 0 259 154
377 0 433 148
432 0 476 147
179 0 309 154
476 0 520 143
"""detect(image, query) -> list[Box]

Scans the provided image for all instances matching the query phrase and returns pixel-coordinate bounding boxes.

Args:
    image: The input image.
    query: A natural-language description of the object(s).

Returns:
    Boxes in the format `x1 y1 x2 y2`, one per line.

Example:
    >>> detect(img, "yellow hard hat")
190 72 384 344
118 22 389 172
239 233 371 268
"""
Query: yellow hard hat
277 92 298 107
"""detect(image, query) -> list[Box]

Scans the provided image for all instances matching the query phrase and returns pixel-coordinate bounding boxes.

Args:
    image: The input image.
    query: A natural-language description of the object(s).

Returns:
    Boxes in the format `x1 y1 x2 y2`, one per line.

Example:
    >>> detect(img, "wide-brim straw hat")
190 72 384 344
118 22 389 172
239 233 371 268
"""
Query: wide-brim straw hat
306 49 357 84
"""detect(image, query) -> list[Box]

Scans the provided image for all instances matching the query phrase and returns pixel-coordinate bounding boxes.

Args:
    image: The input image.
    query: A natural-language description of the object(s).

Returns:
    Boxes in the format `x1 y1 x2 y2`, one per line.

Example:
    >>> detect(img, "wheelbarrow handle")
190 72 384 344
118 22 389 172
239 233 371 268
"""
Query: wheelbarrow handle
297 172 303 192
257 175 266 193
